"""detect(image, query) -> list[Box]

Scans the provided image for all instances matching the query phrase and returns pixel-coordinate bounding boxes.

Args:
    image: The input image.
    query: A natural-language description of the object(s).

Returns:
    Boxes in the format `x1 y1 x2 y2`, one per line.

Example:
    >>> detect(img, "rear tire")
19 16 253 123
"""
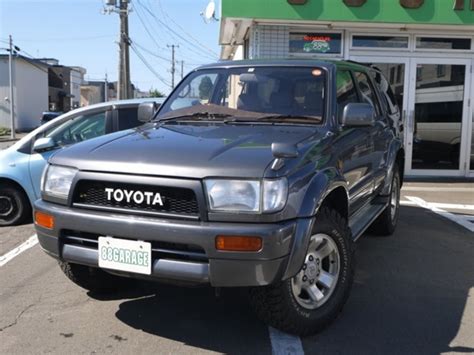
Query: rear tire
370 164 400 236
59 261 133 293
248 207 355 336
0 184 31 226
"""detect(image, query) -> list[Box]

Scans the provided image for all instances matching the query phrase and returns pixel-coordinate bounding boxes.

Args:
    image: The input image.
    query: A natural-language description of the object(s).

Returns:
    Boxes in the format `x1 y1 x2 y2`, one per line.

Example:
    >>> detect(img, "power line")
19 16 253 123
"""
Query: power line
10 35 115 42
133 40 171 62
155 0 219 58
130 43 171 88
135 0 217 61
133 4 168 52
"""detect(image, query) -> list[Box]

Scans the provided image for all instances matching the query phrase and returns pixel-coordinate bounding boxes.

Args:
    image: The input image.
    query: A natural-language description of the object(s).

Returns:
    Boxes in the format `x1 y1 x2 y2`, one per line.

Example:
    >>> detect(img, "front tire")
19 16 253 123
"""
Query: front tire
249 207 355 336
0 184 31 226
59 261 133 293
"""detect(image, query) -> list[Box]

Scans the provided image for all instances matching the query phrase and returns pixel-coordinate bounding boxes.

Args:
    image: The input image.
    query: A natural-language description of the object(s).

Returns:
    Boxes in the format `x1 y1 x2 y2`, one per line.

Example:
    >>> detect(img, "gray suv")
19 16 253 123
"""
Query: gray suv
34 60 404 336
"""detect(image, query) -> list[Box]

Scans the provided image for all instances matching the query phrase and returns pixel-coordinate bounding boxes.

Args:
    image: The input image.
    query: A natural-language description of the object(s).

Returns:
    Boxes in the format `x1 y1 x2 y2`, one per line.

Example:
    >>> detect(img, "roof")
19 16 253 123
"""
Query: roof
194 58 370 72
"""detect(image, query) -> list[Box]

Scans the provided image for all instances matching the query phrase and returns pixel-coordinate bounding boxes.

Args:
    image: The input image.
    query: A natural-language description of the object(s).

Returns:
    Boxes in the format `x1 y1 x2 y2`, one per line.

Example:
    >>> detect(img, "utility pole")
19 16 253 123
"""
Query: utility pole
8 35 15 139
104 73 108 102
180 60 184 79
104 0 131 99
167 44 179 89
118 0 131 99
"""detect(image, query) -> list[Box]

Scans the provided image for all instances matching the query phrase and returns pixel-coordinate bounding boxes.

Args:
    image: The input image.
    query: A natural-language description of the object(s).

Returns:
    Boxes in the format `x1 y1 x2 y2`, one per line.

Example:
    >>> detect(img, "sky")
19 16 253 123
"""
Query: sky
0 0 221 95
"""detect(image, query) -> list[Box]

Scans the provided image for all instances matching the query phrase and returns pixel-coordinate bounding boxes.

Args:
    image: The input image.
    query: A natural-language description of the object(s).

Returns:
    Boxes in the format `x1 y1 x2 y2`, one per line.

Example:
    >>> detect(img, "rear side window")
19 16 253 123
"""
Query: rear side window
336 70 359 122
353 71 381 115
117 107 140 130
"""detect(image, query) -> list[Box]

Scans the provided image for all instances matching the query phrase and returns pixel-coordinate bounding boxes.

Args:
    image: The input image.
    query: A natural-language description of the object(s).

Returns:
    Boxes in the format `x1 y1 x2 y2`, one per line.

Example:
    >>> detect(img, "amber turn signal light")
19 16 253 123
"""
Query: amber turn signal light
215 235 262 252
35 211 55 229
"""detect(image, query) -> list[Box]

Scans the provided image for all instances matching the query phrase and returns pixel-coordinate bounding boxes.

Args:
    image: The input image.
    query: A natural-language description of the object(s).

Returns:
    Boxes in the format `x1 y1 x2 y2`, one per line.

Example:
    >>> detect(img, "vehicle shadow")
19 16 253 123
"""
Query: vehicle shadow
114 285 272 354
303 205 474 354
111 205 473 354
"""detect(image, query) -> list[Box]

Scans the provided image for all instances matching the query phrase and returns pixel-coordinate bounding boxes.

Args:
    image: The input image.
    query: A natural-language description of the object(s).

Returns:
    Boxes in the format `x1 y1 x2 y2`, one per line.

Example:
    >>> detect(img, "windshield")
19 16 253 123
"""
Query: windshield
158 66 326 123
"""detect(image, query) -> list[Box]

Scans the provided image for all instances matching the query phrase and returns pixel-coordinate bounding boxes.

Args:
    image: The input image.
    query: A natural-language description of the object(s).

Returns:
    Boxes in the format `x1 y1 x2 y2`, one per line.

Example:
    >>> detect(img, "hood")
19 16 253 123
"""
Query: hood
51 123 323 179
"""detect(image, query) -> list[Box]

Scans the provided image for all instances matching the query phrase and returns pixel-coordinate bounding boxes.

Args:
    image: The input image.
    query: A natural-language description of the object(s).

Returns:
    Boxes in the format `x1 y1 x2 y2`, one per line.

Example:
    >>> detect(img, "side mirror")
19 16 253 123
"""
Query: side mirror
341 103 375 127
33 137 56 153
138 102 160 123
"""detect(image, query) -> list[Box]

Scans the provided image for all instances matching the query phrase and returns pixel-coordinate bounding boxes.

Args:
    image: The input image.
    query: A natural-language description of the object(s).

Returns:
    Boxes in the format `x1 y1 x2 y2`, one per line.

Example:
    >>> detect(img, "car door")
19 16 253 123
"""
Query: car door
353 70 391 193
369 69 401 191
28 109 112 199
334 69 375 214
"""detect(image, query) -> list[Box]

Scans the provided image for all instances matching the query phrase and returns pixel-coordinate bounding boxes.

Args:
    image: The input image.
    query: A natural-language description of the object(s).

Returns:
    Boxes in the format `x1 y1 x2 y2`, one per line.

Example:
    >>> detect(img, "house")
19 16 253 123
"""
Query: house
0 54 48 131
38 59 86 112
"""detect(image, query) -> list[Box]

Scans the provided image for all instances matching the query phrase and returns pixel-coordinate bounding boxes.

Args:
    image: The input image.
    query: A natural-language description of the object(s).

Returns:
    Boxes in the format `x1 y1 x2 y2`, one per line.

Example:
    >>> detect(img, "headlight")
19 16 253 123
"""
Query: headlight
205 178 288 213
43 165 77 199
263 179 288 212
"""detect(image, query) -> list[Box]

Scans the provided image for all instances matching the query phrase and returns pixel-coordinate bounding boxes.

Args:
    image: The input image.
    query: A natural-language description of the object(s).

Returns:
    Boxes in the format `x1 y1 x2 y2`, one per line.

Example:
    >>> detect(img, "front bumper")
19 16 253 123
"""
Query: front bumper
34 200 313 287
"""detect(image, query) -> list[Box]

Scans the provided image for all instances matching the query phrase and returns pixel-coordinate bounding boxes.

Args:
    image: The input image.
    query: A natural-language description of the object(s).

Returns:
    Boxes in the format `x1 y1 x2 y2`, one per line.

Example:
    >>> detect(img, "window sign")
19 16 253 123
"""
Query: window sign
289 33 342 54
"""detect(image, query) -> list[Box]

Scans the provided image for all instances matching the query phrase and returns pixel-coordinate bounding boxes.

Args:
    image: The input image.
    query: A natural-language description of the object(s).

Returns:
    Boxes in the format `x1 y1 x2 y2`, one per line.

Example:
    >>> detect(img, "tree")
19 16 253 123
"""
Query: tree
149 89 165 98
198 76 213 100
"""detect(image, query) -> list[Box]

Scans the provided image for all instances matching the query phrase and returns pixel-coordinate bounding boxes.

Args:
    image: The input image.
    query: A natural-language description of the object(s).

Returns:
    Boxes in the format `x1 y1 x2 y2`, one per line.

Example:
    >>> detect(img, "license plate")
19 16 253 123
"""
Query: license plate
98 237 152 275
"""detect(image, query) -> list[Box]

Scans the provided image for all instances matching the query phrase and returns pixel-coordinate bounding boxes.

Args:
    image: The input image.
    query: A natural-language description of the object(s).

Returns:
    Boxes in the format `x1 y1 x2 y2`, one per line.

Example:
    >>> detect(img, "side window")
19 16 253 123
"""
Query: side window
117 107 140 130
46 111 107 147
369 70 399 115
336 70 359 122
354 71 381 115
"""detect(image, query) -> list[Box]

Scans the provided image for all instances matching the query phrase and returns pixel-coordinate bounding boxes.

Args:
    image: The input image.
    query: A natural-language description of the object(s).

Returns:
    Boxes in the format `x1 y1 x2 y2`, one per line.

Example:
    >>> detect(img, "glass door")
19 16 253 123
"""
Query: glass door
406 58 472 176
469 59 474 178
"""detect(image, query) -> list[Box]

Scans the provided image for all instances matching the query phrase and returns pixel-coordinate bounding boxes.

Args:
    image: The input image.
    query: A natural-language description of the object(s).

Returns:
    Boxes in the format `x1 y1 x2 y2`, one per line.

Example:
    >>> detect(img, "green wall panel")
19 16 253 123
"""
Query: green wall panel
222 0 474 25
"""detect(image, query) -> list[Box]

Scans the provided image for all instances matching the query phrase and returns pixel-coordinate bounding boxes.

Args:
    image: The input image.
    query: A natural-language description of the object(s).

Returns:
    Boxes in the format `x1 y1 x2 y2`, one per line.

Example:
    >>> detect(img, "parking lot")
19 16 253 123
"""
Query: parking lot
1 182 473 355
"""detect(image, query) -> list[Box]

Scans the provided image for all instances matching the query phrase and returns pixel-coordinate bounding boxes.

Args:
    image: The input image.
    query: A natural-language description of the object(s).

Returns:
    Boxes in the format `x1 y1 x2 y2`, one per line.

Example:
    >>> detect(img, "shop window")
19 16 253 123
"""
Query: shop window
352 35 409 49
437 65 446 78
416 67 423 82
416 37 471 51
390 67 395 83
396 65 402 84
289 32 342 55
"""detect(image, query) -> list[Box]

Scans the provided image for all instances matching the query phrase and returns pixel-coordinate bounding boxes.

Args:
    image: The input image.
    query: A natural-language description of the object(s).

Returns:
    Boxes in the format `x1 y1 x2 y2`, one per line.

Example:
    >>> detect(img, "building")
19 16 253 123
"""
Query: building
48 64 72 112
80 81 118 106
70 66 87 109
219 0 474 178
0 54 48 131
38 59 86 112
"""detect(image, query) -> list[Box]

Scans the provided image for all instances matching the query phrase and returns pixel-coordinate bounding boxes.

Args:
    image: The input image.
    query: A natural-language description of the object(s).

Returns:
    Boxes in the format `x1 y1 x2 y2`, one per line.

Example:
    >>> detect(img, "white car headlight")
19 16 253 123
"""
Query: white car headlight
43 165 77 199
205 178 288 213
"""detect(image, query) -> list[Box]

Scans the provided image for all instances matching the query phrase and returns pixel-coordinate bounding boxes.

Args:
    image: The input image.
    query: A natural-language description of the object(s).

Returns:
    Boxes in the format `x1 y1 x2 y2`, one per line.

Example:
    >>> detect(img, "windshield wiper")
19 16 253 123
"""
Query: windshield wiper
157 112 233 124
226 114 322 124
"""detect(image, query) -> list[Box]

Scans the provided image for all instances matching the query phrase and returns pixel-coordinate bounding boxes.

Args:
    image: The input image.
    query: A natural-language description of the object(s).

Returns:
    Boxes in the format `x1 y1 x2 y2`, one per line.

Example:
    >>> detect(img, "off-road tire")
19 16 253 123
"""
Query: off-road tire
0 184 31 226
59 261 133 293
370 164 400 236
248 207 355 336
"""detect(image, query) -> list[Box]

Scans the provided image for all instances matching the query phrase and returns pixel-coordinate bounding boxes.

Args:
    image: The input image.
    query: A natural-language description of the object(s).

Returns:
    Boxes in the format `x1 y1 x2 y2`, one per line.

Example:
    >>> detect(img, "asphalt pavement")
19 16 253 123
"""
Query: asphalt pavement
0 183 473 354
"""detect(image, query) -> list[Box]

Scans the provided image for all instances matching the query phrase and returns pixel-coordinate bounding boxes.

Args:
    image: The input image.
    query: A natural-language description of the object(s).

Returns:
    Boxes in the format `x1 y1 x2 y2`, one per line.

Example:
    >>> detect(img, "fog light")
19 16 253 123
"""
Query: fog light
215 235 262 252
35 211 54 229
